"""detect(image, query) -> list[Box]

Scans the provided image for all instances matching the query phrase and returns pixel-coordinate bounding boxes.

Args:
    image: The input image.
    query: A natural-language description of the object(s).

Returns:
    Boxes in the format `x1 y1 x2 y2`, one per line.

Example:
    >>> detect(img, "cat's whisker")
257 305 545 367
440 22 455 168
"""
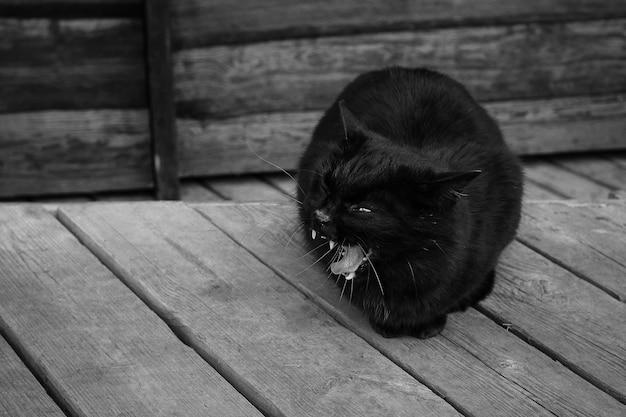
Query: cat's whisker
296 240 328 260
358 242 384 296
283 223 305 256
246 137 309 199
432 239 453 264
285 194 304 207
339 278 348 301
350 277 354 304
296 244 334 276
406 258 418 297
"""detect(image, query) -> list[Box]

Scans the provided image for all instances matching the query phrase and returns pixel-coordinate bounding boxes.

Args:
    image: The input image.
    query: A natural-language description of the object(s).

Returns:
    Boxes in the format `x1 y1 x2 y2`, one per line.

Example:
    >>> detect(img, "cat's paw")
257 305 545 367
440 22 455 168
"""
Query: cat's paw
410 315 447 339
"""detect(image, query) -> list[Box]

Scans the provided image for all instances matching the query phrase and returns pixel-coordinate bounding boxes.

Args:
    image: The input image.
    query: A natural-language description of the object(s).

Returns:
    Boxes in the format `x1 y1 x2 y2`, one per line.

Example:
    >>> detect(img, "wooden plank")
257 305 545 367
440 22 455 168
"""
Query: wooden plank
59 202 460 417
171 0 626 48
203 176 294 203
523 161 614 199
145 0 180 200
263 173 299 197
178 95 626 177
522 179 565 200
551 155 626 191
94 191 155 201
196 202 626 417
0 205 262 416
0 110 152 198
608 154 626 169
179 181 223 202
0 335 64 417
518 201 626 302
0 18 145 113
174 20 626 118
488 241 626 401
0 1 141 18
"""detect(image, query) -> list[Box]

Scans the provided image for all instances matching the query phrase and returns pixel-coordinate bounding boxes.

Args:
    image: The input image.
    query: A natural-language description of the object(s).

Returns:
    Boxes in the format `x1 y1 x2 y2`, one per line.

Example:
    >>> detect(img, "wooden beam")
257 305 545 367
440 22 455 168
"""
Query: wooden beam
144 0 179 200
170 0 626 48
0 110 152 198
173 19 626 118
0 18 146 113
177 94 626 178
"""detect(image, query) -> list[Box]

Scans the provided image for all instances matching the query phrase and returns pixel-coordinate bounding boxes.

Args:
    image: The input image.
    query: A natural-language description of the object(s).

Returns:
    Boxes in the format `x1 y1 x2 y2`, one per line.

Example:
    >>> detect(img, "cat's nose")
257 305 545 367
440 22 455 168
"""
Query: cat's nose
314 209 337 237
314 209 331 223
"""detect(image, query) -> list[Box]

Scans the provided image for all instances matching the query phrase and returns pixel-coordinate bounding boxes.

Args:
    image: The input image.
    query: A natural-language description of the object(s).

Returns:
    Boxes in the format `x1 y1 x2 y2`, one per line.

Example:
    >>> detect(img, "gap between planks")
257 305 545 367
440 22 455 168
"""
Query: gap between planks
194 202 626 414
56 203 461 417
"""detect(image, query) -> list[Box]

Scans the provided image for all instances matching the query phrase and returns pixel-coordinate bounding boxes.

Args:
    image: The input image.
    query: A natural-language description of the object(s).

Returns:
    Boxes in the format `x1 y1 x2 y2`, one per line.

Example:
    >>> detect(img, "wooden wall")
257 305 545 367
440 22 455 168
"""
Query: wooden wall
171 0 626 178
0 0 152 198
1 0 626 198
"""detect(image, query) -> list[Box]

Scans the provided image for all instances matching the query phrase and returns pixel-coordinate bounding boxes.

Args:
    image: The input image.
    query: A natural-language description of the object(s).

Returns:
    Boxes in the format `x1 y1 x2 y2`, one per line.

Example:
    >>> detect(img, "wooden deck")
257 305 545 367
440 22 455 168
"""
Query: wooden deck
1 200 624 416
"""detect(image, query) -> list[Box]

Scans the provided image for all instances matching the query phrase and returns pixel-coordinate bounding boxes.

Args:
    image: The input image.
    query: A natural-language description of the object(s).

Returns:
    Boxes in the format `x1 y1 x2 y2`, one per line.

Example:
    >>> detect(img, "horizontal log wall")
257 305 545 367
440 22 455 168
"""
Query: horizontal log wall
178 94 626 176
171 1 626 179
0 2 151 198
2 0 626 197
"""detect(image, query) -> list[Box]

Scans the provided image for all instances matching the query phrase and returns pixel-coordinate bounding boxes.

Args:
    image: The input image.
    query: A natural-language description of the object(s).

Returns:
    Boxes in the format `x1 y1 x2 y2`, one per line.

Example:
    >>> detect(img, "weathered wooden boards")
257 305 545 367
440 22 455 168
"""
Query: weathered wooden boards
178 96 626 176
196 205 626 415
0 205 262 416
0 110 152 197
518 201 626 301
3 1 626 197
0 18 145 113
524 160 616 200
0 335 64 416
171 0 626 47
0 16 149 198
1 201 625 415
59 202 459 417
174 21 626 118
173 17 626 177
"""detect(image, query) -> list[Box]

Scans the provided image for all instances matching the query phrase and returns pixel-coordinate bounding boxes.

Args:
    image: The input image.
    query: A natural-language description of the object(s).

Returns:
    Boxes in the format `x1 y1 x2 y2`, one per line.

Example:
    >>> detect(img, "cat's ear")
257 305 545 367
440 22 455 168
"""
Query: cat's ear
338 99 364 141
430 170 482 201
337 99 371 156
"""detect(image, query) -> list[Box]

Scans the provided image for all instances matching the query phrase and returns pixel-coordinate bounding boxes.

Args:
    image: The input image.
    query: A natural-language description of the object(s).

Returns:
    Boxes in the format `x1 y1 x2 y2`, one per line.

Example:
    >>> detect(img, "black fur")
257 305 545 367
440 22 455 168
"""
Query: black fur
297 67 523 338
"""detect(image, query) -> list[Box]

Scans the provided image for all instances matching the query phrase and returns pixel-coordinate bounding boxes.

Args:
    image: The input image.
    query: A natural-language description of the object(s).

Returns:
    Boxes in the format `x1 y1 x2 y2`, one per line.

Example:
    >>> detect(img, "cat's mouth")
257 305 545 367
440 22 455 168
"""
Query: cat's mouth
311 229 371 281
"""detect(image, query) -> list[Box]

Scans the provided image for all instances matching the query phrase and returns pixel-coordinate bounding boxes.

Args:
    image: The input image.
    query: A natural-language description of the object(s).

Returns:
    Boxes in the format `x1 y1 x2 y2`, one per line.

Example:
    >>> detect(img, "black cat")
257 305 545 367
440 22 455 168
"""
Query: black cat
297 67 523 338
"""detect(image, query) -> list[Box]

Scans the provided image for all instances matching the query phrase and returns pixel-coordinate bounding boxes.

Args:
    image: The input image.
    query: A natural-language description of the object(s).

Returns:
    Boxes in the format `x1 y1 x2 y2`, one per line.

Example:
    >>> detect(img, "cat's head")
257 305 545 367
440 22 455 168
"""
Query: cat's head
300 100 480 278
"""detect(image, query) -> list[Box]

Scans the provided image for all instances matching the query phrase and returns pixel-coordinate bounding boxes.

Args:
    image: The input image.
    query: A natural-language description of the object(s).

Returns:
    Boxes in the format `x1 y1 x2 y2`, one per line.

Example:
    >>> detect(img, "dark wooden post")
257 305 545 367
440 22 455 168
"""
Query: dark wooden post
144 0 180 200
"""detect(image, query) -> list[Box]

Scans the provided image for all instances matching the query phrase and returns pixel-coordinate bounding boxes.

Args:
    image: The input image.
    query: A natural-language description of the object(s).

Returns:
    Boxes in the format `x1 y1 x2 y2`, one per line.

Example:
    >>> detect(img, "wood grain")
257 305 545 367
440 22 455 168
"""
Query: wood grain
180 181 223 202
203 176 292 203
177 94 626 177
0 18 145 113
145 0 180 200
524 161 614 199
0 205 262 417
196 202 626 417
522 179 565 200
551 155 626 191
488 241 626 401
0 335 64 417
518 201 626 301
174 20 626 118
59 202 460 417
0 1 142 18
171 0 626 48
0 110 152 198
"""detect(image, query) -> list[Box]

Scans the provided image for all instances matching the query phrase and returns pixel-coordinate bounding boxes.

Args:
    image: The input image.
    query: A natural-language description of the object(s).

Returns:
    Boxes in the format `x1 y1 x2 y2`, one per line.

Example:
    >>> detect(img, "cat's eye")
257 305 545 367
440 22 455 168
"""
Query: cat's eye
351 205 372 213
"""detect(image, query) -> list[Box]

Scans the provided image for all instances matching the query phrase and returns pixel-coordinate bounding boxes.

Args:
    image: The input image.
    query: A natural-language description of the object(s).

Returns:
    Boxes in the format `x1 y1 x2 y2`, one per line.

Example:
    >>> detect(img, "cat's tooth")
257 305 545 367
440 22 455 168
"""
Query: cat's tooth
311 230 317 240
345 272 356 281
329 240 336 250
